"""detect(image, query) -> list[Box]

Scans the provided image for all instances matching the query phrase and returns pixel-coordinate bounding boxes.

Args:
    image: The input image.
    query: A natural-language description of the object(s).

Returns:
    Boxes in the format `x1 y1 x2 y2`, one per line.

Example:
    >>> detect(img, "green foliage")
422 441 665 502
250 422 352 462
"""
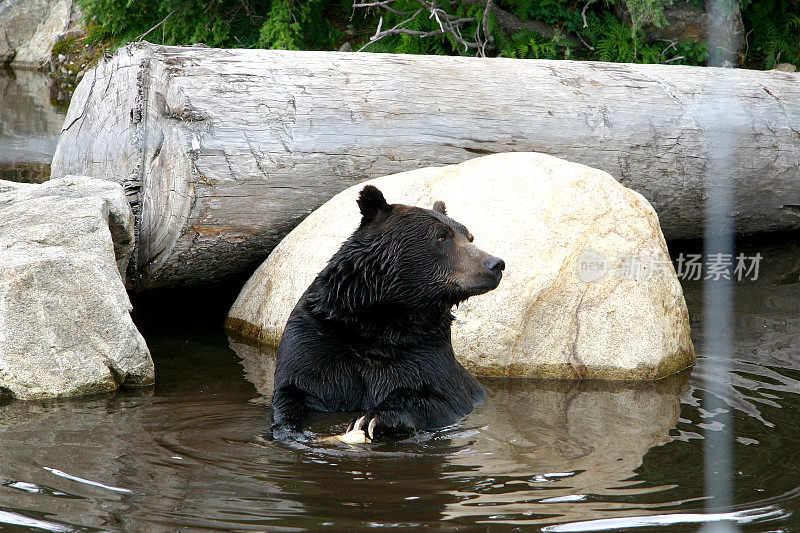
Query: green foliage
493 1 677 63
497 0 669 35
78 0 272 48
258 0 343 50
673 38 709 65
587 13 656 62
499 29 562 59
52 35 82 56
77 0 798 70
258 1 301 50
83 18 112 45
619 0 671 31
499 0 583 28
743 0 800 68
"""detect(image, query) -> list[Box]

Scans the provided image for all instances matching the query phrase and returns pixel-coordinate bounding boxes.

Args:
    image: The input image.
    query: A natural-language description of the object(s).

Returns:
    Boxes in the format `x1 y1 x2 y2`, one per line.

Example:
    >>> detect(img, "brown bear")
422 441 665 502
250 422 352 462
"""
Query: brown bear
270 185 504 440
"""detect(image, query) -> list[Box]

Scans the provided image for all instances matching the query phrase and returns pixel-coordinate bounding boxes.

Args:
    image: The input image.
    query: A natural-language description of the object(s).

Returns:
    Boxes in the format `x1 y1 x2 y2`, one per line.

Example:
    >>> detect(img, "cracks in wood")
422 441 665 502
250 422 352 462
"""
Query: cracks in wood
757 82 800 139
163 106 206 122
462 146 497 155
130 56 152 284
61 67 98 135
221 150 236 180
242 133 271 181
149 128 164 163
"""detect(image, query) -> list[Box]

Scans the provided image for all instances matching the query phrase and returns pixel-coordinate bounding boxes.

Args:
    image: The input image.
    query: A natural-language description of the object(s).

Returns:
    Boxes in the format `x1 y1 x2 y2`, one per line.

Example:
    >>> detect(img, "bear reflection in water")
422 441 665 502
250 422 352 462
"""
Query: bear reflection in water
270 186 505 441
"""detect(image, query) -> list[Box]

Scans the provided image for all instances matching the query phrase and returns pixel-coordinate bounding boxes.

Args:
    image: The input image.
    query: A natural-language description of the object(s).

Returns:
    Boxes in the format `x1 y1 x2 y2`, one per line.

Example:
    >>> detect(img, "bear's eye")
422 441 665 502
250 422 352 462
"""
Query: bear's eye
436 230 449 243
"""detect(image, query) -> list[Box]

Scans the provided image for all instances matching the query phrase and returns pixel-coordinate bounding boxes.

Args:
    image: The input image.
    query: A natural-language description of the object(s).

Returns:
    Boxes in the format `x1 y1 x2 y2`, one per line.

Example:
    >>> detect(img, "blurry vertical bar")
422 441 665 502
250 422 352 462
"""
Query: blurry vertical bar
703 1 738 530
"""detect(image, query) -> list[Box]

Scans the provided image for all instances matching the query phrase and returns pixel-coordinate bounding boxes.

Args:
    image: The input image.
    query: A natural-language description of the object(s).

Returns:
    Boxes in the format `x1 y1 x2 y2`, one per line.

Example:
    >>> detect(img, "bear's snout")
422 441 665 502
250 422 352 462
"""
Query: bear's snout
451 247 505 297
484 256 505 277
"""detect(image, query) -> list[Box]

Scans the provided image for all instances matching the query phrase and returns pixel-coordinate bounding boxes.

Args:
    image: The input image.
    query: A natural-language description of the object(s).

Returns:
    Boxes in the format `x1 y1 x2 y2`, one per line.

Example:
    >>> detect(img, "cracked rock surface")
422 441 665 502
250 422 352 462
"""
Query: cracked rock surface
0 176 153 399
226 152 694 380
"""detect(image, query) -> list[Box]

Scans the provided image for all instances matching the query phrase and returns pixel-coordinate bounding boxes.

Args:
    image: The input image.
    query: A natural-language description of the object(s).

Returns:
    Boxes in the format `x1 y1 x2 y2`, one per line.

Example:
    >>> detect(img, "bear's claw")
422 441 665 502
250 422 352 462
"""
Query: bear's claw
321 415 373 444
352 414 379 440
342 414 378 441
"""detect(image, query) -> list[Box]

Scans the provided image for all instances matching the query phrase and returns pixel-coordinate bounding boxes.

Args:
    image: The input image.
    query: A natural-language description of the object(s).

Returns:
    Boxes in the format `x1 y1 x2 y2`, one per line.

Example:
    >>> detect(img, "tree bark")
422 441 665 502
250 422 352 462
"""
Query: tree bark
51 43 800 290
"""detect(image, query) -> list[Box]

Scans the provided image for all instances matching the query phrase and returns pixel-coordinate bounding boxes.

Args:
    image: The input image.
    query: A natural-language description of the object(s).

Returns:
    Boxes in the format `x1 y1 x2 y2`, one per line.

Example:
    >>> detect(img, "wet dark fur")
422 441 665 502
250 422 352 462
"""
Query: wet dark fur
270 186 503 440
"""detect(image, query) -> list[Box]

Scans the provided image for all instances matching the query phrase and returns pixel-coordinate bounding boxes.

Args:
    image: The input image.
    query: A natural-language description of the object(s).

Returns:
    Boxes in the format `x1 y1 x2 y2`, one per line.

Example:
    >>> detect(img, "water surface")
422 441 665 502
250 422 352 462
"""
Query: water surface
0 237 798 531
1 67 799 532
0 68 69 182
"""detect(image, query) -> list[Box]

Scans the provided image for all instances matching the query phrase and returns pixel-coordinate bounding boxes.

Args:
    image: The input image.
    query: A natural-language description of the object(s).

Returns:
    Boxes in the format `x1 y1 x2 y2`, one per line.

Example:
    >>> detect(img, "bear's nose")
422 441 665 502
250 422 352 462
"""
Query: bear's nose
484 256 505 275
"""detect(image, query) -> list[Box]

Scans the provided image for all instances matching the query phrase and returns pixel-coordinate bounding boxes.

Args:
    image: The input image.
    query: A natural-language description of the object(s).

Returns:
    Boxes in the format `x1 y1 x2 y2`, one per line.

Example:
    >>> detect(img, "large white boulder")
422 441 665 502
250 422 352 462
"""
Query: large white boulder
0 176 153 399
226 153 694 380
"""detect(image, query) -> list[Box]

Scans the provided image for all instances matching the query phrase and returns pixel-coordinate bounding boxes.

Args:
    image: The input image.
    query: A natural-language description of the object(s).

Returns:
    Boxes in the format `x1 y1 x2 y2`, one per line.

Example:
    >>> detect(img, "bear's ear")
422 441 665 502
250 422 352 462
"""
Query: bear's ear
432 200 447 215
357 185 390 221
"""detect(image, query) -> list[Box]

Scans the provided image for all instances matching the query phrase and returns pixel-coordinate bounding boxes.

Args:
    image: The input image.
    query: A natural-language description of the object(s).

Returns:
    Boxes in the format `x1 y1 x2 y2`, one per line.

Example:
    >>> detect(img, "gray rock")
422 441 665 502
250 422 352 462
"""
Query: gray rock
0 0 82 68
643 0 744 50
0 29 17 65
0 176 153 399
226 153 695 380
773 63 798 73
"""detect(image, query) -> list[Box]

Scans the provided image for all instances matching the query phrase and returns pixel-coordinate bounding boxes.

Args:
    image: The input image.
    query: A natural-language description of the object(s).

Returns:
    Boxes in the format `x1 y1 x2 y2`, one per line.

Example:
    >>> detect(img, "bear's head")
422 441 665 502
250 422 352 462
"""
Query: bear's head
309 185 504 319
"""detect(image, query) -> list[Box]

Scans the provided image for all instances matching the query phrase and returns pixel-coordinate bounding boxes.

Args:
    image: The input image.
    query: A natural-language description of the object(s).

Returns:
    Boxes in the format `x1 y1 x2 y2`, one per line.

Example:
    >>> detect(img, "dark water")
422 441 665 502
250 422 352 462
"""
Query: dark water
2 68 800 531
1 238 799 532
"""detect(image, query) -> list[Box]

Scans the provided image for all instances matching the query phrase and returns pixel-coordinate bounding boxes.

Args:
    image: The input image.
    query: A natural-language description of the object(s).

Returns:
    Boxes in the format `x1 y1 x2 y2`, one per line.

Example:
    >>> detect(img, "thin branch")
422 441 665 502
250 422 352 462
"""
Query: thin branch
430 7 446 33
352 0 408 16
576 31 594 51
357 8 424 51
581 0 594 29
479 0 493 57
136 9 178 42
743 28 753 61
660 39 678 55
238 0 253 20
354 0 488 55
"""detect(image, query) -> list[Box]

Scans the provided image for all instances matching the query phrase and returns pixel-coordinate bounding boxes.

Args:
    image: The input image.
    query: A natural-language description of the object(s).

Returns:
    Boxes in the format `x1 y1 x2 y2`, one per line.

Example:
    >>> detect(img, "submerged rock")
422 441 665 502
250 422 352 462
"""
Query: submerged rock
0 176 153 399
226 152 694 380
443 372 689 517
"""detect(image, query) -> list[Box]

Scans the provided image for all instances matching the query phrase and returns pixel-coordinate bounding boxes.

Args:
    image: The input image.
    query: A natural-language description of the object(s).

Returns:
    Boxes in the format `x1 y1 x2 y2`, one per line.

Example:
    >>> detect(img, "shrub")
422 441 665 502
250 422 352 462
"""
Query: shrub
77 0 800 70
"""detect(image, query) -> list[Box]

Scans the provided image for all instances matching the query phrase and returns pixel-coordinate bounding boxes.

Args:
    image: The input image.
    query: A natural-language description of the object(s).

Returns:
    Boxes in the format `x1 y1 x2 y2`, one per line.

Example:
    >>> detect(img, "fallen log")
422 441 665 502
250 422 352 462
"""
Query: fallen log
51 43 800 289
